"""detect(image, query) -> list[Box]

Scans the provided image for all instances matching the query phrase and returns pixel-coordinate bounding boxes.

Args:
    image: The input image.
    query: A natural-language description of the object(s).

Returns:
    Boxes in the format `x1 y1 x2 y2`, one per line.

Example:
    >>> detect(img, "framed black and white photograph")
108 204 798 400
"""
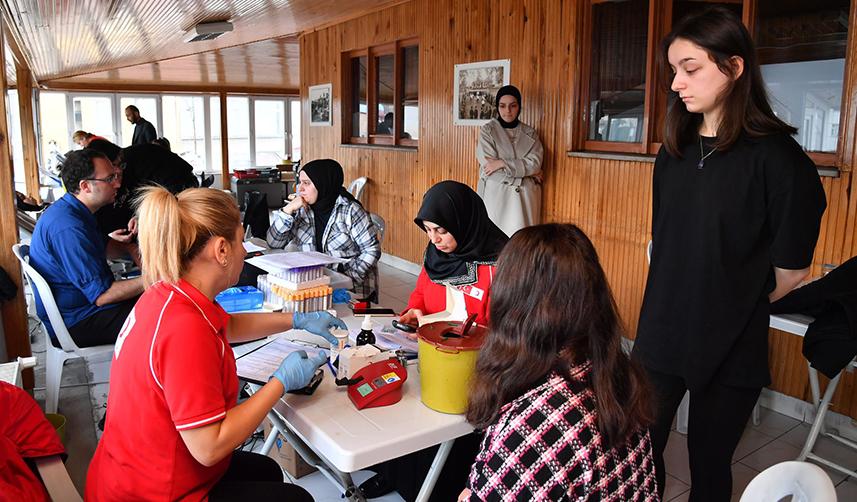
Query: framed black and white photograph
309 83 332 126
453 59 510 126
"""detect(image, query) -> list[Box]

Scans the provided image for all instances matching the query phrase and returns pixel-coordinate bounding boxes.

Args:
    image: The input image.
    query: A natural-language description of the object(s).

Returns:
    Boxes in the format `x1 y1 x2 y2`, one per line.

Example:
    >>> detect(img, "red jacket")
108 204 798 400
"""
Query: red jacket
0 382 66 502
405 264 496 325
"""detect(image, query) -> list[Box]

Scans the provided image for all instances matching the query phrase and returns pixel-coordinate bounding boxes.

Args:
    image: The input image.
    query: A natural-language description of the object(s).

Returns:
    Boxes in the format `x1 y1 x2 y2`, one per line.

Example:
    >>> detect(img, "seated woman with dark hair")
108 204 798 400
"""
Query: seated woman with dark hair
267 159 380 298
462 224 658 501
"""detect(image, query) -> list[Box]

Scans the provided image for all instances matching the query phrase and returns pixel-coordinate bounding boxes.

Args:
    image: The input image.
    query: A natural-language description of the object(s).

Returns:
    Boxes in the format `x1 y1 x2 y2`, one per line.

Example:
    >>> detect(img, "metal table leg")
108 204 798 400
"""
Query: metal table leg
798 371 841 462
415 438 456 502
264 408 367 501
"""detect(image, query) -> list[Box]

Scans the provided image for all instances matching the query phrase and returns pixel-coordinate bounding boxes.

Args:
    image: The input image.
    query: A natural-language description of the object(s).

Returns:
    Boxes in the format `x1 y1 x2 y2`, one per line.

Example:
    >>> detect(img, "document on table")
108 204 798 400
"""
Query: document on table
246 251 348 273
375 329 419 354
236 338 326 384
243 241 267 253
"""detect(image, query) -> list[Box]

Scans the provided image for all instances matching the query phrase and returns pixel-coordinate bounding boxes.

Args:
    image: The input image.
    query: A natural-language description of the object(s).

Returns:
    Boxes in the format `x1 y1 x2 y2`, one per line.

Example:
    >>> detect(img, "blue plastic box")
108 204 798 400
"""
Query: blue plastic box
216 286 264 313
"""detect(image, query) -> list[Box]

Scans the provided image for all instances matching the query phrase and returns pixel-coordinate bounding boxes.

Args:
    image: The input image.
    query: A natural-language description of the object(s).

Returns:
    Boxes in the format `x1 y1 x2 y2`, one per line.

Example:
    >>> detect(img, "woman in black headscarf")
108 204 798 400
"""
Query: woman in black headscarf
267 159 380 295
359 180 507 501
399 180 508 327
475 84 544 237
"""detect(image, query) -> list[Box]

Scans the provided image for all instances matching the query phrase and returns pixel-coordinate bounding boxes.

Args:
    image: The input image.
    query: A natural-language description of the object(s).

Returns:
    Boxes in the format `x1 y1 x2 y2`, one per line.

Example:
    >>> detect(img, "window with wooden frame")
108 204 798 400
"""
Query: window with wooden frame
342 38 419 147
577 0 854 169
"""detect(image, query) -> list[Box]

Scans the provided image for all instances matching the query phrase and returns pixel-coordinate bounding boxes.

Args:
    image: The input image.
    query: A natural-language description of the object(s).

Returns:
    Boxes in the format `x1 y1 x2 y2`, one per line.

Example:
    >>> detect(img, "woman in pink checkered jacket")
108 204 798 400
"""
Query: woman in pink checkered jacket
462 224 659 501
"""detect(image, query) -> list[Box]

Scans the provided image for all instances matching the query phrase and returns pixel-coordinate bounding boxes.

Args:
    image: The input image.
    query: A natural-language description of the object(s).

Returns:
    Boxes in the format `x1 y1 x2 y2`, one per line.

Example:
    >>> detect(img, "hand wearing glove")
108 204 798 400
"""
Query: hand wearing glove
270 350 329 393
293 311 348 345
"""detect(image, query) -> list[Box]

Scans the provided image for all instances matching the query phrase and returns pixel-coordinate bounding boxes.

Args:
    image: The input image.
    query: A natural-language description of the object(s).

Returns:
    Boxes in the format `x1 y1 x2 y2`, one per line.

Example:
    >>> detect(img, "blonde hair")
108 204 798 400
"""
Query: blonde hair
136 186 241 286
72 130 90 142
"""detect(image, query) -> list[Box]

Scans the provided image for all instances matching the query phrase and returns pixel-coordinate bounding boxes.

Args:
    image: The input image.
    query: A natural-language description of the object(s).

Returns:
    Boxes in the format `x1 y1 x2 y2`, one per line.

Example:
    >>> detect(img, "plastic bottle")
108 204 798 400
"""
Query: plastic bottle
356 315 376 346
330 328 349 363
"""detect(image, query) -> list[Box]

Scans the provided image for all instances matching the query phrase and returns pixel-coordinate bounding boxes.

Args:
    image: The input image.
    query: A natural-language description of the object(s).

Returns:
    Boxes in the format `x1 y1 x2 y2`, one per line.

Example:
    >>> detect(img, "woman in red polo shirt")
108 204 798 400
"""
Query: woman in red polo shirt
399 180 509 328
86 187 345 501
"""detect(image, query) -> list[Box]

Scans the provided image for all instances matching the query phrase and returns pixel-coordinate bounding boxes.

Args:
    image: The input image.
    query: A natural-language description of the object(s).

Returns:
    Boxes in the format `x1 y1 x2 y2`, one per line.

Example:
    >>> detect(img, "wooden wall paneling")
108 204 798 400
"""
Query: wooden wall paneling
826 174 850 268
813 175 847 274
0 21 32 388
768 329 809 400
15 64 39 203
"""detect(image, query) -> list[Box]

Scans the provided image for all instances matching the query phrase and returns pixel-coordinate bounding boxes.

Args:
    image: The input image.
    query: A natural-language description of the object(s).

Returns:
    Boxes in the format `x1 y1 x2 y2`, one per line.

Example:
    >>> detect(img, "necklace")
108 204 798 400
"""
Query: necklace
698 135 717 169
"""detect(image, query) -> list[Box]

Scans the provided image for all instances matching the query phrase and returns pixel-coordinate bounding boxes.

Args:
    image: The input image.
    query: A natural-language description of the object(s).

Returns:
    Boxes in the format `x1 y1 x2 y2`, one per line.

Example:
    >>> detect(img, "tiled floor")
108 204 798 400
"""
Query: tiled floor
30 260 857 500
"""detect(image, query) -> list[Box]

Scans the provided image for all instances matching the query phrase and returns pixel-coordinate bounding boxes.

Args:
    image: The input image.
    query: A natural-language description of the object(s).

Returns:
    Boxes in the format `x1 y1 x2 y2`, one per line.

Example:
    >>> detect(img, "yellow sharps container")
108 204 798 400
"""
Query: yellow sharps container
417 316 488 414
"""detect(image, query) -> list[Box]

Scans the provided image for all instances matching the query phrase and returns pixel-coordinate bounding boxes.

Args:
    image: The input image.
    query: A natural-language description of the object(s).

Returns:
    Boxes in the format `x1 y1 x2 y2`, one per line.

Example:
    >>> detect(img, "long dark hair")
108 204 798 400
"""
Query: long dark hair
661 6 796 157
466 224 652 448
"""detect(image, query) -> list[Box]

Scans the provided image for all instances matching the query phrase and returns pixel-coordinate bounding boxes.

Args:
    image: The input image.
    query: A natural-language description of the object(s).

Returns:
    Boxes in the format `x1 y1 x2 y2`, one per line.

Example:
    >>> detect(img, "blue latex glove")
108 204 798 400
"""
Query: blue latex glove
292 311 347 345
270 350 329 392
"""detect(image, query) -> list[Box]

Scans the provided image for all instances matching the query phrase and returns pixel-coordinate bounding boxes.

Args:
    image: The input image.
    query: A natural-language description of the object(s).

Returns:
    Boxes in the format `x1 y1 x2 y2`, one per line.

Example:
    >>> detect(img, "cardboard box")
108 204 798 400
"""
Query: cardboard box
263 418 316 479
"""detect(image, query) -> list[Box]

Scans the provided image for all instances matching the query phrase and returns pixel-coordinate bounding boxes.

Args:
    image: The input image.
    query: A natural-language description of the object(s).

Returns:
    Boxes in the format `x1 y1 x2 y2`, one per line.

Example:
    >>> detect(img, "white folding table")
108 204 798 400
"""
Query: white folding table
235 307 473 501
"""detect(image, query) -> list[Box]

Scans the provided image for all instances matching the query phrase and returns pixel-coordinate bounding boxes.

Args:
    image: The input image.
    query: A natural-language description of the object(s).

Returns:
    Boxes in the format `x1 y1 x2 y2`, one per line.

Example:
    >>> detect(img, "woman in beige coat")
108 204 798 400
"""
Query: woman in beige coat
476 85 544 236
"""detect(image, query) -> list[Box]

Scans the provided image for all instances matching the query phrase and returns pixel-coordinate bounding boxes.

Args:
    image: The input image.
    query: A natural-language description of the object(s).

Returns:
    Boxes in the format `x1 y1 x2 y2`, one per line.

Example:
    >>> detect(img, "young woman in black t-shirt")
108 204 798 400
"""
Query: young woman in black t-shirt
633 7 826 501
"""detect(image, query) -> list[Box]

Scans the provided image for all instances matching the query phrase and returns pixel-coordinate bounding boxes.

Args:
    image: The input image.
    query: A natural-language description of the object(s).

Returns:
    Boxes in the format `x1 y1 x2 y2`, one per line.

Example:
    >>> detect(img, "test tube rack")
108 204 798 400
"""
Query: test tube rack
257 271 333 313
266 265 331 291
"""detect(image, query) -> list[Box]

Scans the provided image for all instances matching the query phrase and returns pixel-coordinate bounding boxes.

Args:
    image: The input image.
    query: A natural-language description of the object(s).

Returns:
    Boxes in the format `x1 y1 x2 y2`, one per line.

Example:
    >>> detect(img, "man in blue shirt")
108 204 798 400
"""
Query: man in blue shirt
29 149 144 348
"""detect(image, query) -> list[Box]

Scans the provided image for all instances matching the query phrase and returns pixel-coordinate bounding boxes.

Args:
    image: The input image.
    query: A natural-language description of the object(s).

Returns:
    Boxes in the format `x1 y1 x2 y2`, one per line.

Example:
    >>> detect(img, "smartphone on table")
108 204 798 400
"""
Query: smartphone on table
352 307 397 317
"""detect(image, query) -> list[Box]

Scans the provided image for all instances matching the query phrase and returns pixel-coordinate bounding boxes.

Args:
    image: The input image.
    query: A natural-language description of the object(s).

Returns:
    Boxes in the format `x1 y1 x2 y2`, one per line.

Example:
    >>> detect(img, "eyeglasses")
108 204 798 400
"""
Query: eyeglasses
85 173 121 184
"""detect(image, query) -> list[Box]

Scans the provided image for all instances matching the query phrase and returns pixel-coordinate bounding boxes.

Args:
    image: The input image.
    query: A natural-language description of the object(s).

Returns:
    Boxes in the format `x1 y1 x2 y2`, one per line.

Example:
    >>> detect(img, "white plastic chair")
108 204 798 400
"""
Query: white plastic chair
739 461 836 502
12 243 115 414
348 176 368 205
370 212 386 244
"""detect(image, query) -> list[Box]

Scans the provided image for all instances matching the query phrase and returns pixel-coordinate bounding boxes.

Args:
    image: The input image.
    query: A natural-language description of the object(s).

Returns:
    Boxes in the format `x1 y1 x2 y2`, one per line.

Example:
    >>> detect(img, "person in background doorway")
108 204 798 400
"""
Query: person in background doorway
634 7 826 500
124 105 157 146
476 85 544 236
86 186 346 501
463 224 657 500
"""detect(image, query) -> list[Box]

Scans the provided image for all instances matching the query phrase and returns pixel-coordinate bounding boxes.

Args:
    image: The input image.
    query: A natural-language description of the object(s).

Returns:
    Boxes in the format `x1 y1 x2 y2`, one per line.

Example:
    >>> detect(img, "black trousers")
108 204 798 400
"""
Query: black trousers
64 298 138 348
209 451 314 501
646 367 761 502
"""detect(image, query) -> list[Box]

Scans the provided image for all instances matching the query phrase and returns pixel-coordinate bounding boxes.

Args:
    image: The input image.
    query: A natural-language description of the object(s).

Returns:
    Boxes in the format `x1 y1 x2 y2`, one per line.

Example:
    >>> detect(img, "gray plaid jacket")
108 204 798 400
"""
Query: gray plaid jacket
266 196 381 294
